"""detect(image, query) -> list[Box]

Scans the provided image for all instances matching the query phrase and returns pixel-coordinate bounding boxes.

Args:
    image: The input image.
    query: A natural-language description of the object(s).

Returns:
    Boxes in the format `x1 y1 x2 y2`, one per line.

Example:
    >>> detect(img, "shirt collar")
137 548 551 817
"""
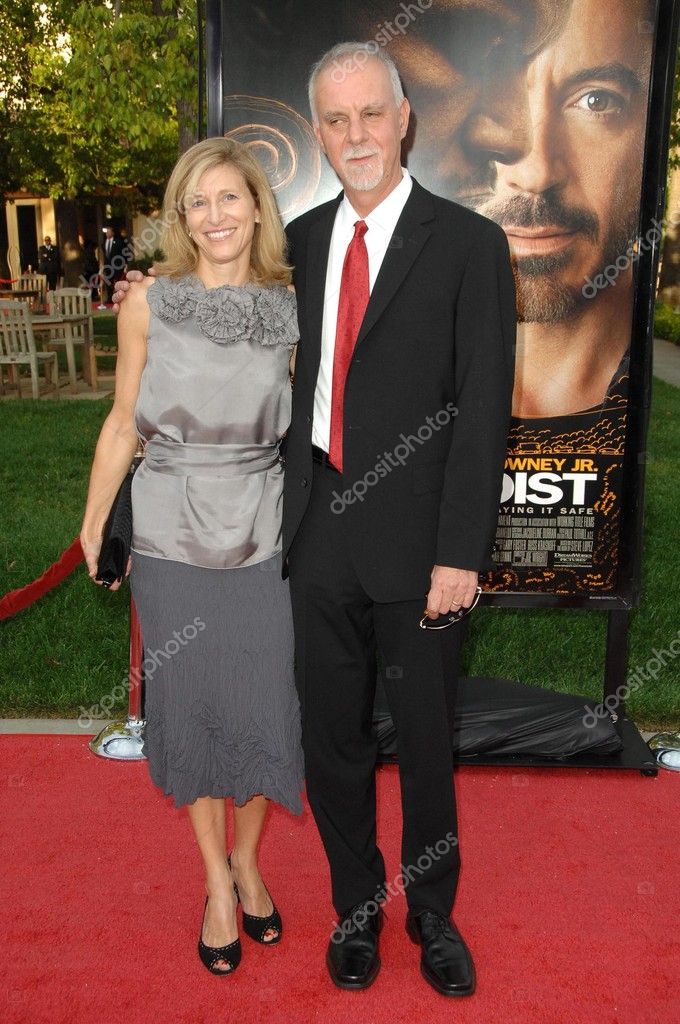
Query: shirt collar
339 167 412 234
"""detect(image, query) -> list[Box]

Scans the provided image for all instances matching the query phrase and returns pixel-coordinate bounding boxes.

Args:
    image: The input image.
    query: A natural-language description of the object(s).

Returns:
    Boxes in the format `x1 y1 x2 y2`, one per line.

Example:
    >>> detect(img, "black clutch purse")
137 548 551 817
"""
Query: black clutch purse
95 456 143 588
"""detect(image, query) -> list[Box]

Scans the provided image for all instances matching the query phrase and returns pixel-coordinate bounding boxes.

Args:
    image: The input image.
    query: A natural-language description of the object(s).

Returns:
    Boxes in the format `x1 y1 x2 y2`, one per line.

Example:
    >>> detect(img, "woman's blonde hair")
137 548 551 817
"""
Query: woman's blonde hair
156 137 291 286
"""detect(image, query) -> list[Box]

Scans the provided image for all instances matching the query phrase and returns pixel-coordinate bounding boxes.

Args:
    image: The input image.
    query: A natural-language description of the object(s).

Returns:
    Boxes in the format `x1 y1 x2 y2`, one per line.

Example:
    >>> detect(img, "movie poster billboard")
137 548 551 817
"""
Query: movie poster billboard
212 0 675 606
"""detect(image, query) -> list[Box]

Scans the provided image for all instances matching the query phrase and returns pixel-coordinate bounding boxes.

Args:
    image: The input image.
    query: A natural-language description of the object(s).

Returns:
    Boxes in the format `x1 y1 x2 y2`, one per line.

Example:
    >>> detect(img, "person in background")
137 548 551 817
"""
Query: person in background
119 226 136 265
38 236 61 291
102 227 126 304
82 239 100 300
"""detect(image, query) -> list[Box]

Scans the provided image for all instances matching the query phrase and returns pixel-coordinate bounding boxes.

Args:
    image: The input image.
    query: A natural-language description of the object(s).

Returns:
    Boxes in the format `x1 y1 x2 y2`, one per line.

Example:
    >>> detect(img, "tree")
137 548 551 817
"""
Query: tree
0 0 198 279
657 44 680 296
2 4 198 197
62 0 199 205
0 0 68 273
668 44 680 172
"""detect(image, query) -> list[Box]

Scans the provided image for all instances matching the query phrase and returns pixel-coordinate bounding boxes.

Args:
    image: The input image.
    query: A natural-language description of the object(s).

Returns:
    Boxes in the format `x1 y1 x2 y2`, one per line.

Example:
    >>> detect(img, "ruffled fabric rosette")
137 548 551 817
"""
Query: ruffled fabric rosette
147 275 299 348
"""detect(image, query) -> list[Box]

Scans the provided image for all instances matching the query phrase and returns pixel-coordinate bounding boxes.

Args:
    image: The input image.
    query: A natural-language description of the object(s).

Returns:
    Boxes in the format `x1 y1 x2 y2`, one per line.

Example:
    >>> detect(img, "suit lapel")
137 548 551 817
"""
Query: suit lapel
301 180 435 360
304 194 342 363
356 180 435 348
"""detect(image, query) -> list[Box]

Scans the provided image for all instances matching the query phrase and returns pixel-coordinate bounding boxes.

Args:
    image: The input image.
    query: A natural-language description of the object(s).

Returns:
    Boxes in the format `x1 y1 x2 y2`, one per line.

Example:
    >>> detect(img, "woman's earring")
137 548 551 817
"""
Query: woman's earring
187 230 193 238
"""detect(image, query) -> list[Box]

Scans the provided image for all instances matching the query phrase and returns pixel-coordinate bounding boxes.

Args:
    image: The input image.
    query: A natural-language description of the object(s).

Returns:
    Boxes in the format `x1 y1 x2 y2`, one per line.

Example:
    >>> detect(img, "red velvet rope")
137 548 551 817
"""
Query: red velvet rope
0 538 84 621
0 278 20 284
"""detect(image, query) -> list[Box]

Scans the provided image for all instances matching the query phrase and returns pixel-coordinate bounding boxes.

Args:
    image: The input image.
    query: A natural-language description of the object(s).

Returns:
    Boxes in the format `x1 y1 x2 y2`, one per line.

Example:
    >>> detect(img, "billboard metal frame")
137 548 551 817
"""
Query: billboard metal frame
202 0 680 725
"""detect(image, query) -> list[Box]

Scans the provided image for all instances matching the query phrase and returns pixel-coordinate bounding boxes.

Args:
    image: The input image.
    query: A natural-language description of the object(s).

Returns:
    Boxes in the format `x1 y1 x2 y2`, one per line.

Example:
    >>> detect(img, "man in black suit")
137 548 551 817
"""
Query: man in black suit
283 43 516 996
102 227 127 304
38 236 61 291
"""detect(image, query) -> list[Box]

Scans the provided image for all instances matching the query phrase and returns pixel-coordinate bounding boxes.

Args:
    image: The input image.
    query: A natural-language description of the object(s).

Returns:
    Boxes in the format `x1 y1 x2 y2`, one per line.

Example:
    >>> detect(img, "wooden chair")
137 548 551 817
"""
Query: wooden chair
48 287 98 390
0 300 59 399
93 339 118 382
14 272 47 311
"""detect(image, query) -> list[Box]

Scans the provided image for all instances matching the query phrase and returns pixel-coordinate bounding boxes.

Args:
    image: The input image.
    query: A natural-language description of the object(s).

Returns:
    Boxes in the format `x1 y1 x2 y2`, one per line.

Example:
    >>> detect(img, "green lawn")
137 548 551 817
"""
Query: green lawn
1 379 679 728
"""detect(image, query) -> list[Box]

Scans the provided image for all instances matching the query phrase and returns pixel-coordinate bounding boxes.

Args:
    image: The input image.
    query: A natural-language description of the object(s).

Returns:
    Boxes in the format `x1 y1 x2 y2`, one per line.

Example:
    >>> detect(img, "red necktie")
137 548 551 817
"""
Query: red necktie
329 220 369 472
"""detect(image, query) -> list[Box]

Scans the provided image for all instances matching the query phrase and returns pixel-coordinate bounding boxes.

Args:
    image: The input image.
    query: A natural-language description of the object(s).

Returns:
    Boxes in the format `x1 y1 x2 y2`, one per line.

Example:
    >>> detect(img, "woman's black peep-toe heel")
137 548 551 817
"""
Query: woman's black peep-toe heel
228 854 283 945
197 896 242 975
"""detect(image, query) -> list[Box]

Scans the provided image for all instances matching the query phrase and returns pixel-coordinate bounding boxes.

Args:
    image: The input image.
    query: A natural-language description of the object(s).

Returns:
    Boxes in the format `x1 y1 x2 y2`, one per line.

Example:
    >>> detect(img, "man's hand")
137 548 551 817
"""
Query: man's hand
111 267 155 313
425 565 479 619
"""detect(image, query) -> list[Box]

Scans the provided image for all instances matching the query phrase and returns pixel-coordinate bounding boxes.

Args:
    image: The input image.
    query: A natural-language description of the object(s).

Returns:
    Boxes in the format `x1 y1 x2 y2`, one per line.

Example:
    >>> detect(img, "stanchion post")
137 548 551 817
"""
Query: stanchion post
127 597 144 725
89 595 147 760
603 609 631 724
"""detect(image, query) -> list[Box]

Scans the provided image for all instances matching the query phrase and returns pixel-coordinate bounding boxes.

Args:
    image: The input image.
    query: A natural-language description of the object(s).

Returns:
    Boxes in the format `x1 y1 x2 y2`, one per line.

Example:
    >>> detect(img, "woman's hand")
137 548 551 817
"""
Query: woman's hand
80 530 104 584
80 529 131 591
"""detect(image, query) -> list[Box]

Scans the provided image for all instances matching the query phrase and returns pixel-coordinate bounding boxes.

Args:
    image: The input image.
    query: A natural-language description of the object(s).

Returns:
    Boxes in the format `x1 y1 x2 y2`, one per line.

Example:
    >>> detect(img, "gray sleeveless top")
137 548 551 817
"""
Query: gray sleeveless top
131 275 298 569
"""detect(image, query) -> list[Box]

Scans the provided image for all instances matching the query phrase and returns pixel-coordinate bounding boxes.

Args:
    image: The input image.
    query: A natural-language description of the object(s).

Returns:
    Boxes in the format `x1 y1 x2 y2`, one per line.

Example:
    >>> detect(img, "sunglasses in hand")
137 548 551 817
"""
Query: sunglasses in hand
419 586 482 630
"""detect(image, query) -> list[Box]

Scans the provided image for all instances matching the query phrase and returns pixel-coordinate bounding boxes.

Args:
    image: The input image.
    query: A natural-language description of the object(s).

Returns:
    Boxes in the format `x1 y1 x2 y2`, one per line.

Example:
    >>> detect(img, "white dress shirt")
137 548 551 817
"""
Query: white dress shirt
311 168 413 452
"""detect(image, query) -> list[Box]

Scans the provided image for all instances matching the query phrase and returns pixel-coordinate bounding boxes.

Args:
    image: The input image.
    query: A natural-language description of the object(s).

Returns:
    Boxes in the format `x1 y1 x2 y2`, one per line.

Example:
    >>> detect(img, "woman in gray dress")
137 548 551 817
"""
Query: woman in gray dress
81 137 304 976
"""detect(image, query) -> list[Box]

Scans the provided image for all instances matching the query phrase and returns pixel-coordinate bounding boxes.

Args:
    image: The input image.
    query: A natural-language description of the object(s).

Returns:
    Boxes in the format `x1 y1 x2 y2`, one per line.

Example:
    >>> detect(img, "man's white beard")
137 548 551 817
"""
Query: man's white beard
341 149 384 192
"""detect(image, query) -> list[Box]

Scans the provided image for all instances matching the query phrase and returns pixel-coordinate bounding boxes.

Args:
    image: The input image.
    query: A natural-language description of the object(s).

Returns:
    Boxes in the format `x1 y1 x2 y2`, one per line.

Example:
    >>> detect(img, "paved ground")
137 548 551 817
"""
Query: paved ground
0 718 661 744
0 719 107 734
652 337 680 387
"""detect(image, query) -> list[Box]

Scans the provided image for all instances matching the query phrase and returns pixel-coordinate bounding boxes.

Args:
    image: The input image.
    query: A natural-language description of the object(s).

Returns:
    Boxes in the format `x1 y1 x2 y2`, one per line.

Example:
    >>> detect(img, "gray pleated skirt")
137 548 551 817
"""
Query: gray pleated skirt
129 550 304 814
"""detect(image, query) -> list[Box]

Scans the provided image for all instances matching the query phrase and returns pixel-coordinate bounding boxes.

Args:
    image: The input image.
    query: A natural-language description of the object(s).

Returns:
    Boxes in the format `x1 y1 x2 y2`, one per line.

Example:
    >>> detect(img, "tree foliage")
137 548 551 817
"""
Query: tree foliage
0 0 198 211
669 44 680 171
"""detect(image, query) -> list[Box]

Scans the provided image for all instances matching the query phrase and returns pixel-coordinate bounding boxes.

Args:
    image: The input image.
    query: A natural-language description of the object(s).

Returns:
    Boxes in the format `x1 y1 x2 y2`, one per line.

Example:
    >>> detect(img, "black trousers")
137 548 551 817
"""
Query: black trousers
288 459 466 918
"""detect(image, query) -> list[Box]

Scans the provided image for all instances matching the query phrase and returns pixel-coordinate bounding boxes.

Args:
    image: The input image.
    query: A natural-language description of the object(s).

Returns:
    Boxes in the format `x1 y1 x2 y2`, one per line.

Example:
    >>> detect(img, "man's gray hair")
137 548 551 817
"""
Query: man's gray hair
307 41 405 124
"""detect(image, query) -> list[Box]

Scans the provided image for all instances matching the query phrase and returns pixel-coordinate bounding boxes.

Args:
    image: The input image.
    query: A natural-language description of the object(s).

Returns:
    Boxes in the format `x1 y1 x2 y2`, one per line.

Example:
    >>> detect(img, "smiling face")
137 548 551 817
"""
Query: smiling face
182 162 260 280
472 0 652 323
313 56 409 202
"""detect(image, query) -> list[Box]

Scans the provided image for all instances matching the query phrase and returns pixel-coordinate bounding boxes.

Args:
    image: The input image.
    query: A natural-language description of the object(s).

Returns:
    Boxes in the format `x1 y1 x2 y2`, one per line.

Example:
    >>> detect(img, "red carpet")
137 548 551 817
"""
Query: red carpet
1 735 679 1024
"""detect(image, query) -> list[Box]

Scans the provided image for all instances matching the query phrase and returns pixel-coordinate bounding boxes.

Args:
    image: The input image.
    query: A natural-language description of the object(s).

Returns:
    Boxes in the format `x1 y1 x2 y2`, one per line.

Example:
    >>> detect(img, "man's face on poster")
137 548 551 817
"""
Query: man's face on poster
467 0 653 323
382 1 566 194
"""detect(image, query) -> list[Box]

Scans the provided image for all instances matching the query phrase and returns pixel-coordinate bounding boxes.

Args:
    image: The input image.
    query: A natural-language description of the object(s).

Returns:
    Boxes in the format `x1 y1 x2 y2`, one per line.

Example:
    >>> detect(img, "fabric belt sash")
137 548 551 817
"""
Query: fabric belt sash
144 439 280 477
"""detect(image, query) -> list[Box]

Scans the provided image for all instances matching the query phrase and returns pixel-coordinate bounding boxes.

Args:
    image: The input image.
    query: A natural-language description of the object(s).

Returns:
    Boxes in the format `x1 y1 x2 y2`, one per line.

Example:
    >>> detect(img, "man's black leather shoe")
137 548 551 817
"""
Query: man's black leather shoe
326 900 384 990
406 910 476 997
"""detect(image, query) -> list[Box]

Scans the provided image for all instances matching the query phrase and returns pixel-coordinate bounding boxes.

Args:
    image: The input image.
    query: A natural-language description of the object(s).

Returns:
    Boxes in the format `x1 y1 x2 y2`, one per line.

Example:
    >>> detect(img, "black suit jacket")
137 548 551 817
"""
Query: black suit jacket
283 178 516 603
38 245 61 273
102 236 126 270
